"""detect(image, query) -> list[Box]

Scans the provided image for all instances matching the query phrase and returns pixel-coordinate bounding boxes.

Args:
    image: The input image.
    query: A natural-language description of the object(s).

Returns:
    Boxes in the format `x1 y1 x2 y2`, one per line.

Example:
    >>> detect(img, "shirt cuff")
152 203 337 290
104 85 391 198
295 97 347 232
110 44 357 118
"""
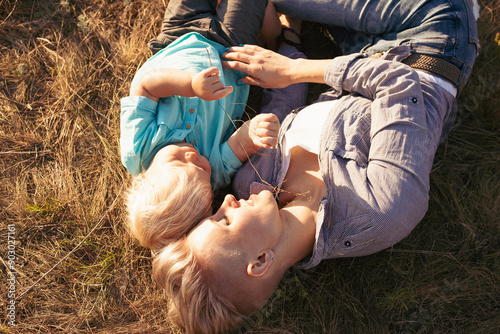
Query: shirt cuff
121 96 158 113
324 53 366 97
221 141 243 171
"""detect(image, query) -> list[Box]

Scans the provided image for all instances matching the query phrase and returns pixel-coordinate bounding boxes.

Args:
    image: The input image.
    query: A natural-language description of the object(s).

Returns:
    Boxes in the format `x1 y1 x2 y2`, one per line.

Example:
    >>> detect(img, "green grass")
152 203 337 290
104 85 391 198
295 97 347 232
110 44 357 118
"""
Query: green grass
0 0 499 333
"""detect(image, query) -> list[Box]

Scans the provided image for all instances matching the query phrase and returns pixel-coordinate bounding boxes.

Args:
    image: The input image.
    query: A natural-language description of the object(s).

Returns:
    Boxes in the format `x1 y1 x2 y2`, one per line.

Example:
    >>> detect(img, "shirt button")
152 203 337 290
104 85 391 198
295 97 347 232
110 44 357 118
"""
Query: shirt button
189 108 195 114
185 124 191 130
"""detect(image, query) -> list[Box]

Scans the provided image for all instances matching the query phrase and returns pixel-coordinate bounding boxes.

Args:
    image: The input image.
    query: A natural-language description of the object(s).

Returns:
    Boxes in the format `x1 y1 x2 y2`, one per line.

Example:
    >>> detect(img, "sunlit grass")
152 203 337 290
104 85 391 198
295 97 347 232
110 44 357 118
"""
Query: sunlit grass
0 0 498 333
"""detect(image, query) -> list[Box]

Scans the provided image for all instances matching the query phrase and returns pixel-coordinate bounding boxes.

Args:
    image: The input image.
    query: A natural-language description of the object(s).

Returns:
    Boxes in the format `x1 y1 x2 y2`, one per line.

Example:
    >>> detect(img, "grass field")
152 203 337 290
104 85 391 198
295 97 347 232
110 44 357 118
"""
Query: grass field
1 0 499 333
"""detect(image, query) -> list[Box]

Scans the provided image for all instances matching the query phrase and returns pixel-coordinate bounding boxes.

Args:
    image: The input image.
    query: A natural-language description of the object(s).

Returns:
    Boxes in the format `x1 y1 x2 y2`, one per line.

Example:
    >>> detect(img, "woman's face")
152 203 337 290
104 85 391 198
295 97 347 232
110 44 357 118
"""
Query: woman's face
187 190 282 259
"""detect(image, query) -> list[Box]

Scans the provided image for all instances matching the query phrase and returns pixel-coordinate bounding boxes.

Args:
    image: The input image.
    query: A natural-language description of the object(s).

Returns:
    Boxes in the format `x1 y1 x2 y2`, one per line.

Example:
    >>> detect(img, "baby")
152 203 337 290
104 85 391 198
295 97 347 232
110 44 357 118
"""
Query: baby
120 0 282 251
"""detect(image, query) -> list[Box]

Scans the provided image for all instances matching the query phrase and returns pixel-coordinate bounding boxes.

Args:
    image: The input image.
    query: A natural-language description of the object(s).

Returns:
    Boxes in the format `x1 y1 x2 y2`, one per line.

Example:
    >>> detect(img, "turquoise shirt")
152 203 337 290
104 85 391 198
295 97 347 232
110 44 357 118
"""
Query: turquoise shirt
120 32 250 190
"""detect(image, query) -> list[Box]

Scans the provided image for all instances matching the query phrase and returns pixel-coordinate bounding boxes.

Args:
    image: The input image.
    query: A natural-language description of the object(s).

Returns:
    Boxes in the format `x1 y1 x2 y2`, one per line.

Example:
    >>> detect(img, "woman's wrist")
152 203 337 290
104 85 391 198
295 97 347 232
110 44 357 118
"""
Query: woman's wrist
289 58 331 85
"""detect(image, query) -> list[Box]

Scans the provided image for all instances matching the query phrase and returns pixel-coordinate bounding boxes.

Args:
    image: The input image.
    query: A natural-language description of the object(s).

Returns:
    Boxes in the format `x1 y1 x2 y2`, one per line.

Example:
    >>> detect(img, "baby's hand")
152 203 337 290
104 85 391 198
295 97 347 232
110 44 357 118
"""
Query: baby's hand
248 113 280 149
191 67 233 101
228 113 280 162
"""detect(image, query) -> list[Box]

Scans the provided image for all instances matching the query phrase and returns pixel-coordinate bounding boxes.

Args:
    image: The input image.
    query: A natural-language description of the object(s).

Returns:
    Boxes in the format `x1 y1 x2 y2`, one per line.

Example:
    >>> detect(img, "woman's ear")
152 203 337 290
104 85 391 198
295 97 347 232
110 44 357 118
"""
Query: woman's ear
247 250 274 278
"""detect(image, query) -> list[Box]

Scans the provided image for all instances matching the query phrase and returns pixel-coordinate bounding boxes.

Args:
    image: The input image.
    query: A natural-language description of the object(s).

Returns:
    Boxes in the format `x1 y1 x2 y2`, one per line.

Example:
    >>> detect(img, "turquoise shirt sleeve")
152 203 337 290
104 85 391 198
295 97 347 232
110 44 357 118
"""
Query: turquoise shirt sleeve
120 96 159 176
210 141 243 190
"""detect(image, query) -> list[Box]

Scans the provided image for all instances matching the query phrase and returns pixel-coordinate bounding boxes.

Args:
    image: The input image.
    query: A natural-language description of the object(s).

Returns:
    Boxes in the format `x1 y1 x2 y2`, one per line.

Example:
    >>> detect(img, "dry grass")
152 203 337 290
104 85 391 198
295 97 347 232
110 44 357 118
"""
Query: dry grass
1 0 499 333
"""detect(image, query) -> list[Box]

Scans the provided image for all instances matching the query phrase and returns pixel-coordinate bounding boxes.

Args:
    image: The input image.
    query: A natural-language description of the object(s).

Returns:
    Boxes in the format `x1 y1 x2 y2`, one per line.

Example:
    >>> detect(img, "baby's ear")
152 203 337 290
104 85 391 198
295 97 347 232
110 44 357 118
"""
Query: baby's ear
132 171 147 187
247 250 274 278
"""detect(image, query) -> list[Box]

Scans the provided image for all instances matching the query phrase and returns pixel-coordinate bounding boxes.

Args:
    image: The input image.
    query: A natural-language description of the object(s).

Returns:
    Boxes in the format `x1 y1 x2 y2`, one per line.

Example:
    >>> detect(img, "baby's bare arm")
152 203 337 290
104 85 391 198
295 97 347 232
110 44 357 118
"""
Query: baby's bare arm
130 67 232 102
130 68 196 102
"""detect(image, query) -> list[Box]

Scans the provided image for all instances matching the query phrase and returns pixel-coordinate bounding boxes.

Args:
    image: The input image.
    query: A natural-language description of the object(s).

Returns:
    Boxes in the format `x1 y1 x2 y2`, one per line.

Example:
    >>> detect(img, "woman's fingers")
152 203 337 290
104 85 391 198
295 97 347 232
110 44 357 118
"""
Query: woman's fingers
223 51 252 64
221 46 264 69
237 76 262 87
222 59 249 75
222 45 294 89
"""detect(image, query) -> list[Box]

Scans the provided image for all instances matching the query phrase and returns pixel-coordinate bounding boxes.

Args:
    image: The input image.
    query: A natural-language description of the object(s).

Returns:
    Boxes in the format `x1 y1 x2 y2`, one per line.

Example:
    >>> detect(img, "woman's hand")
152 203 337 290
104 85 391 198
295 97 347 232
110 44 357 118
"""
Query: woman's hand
221 45 297 88
191 67 233 101
222 45 331 88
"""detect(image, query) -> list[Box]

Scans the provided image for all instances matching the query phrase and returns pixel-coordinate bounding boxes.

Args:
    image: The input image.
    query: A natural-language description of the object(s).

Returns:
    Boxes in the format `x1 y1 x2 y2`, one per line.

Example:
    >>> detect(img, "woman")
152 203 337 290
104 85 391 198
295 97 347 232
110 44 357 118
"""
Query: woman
153 0 479 332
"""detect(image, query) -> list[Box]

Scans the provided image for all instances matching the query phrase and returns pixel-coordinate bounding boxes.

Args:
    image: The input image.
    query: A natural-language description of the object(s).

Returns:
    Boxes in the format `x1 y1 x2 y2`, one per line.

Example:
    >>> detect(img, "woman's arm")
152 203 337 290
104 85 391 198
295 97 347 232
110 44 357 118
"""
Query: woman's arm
322 55 434 257
221 45 331 88
131 67 233 102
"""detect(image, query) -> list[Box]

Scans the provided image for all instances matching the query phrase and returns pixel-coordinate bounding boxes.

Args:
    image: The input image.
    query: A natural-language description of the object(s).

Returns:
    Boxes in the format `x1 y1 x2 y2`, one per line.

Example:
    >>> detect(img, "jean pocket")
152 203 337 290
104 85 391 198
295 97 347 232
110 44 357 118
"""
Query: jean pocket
408 37 451 55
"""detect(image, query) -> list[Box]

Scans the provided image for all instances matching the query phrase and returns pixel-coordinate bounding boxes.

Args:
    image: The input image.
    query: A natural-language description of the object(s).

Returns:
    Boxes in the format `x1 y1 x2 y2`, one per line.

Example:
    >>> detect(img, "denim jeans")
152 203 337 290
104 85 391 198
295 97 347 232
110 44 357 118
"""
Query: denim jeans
272 0 479 91
149 0 268 54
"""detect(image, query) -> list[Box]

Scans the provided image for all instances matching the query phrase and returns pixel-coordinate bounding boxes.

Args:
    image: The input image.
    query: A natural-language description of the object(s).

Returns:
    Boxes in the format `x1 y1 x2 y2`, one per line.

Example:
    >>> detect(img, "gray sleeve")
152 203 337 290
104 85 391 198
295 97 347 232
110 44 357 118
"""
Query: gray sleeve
309 55 436 262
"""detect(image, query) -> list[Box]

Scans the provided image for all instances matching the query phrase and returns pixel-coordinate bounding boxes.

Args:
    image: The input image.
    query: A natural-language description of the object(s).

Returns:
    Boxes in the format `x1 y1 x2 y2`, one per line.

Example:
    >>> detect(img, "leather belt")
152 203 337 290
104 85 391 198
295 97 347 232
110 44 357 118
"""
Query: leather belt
402 53 461 87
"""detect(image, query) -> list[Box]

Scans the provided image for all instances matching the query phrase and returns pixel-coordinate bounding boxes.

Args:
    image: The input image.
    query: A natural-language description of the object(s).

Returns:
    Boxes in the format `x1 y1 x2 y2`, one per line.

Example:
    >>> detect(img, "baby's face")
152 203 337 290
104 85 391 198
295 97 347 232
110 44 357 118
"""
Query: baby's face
146 142 212 185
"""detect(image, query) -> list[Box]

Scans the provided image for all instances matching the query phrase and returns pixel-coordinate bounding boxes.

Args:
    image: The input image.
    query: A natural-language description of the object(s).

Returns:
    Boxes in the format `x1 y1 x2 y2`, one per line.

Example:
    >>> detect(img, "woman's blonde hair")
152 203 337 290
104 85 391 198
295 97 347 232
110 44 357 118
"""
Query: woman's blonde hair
126 166 212 251
153 238 245 333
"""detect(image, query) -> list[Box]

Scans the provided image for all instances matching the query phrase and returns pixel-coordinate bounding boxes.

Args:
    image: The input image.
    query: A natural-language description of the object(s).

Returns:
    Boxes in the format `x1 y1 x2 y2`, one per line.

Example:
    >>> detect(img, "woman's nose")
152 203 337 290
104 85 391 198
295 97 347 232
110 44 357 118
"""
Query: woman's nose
223 194 240 208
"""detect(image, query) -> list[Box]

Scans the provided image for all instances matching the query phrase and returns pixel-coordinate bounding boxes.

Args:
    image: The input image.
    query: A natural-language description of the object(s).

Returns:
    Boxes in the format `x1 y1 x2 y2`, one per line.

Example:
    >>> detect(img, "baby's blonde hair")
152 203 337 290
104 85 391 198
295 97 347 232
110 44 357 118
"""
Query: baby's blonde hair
126 166 212 251
153 238 245 333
